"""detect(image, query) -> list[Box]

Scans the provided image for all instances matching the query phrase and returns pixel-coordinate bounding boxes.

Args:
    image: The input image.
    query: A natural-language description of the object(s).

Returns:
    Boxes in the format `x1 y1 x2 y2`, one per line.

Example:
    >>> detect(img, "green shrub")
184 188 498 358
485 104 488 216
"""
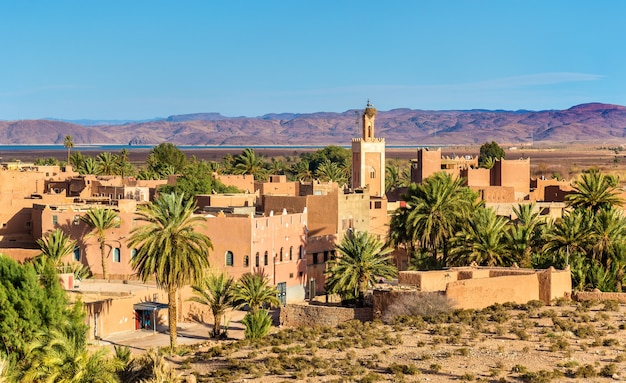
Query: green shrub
601 300 620 312
573 364 597 378
242 309 273 340
600 363 618 377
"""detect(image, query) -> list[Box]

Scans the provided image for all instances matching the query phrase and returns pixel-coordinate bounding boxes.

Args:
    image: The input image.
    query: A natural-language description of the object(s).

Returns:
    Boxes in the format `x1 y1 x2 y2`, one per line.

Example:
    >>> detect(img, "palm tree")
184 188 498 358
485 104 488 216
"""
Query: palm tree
18 329 121 383
506 203 545 267
449 207 511 267
567 170 622 213
127 192 212 349
63 135 74 165
79 157 102 175
291 159 313 182
315 159 347 184
189 271 235 338
325 231 397 306
402 172 478 264
542 210 593 267
36 228 76 266
590 207 626 271
233 148 267 180
231 272 280 313
81 208 120 280
97 152 118 176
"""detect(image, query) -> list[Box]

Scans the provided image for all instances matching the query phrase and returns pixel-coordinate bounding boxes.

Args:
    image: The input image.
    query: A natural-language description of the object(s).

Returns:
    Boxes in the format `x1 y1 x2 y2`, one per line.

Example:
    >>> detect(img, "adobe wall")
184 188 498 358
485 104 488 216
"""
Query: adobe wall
195 193 256 208
395 267 571 310
338 191 370 237
279 303 373 327
216 174 254 193
530 178 572 202
413 149 442 184
368 197 389 240
398 270 459 291
256 180 298 197
372 289 445 319
463 168 490 187
445 273 540 310
473 186 515 203
492 158 530 196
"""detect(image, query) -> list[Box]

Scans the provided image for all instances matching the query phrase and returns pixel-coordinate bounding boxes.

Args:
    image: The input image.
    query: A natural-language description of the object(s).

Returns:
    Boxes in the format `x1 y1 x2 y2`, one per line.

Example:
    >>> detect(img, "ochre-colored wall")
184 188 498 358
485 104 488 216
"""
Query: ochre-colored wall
216 174 254 193
463 168 490 187
492 159 530 196
445 274 540 309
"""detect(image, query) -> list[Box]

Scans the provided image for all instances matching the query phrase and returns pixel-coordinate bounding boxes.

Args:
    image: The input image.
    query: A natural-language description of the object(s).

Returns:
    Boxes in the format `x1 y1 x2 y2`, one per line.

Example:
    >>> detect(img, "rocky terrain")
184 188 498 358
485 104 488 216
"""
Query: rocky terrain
2 103 626 146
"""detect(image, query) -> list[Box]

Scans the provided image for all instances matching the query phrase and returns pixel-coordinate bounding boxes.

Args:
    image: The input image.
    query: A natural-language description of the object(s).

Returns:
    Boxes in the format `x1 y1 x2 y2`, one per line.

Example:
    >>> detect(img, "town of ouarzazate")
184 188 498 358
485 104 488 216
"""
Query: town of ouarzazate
1 101 626 382
3 2 626 382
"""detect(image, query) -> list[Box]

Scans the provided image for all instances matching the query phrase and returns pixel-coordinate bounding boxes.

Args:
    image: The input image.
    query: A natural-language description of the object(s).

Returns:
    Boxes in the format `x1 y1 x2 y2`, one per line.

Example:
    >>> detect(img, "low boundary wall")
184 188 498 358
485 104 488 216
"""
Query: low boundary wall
573 291 626 303
280 303 373 328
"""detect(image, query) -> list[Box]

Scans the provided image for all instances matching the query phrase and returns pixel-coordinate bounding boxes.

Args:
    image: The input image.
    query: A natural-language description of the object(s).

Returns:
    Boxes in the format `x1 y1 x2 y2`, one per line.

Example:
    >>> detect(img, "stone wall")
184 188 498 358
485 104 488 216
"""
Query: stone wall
280 303 373 328
573 291 626 303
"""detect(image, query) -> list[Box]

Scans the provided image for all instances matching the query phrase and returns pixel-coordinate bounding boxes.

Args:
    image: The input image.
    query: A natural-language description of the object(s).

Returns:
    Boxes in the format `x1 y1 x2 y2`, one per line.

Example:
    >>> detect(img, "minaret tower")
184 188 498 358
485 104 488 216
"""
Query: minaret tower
351 100 386 196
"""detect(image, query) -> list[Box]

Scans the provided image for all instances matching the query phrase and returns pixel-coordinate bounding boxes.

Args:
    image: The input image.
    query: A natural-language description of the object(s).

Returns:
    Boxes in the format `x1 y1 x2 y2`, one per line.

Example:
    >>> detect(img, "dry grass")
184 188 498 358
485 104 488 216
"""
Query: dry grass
164 299 626 382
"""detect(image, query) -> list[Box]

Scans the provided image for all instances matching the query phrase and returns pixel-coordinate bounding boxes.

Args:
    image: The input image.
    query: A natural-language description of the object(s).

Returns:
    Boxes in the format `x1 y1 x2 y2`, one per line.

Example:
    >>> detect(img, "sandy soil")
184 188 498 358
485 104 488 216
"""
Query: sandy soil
161 300 626 382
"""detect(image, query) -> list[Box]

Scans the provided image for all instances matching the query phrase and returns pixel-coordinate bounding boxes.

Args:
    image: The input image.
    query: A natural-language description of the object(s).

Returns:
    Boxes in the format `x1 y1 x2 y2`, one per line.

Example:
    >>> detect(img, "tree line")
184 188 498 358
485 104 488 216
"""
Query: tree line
388 169 626 292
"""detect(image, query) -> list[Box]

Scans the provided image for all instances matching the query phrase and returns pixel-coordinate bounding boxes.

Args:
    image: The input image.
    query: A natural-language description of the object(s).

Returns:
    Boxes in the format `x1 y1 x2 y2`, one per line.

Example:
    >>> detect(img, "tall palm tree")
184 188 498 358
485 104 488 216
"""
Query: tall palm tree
127 192 212 349
402 172 478 264
325 230 397 306
590 207 626 270
231 272 280 313
63 135 74 165
233 148 267 180
18 329 121 383
567 170 622 213
542 210 593 267
449 207 511 267
36 228 76 266
81 208 120 280
506 203 545 267
189 271 235 338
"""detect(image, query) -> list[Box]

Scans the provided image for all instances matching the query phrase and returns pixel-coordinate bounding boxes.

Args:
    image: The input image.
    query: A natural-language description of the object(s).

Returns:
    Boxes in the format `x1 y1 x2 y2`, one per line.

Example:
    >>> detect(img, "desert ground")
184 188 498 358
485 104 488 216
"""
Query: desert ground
162 299 626 382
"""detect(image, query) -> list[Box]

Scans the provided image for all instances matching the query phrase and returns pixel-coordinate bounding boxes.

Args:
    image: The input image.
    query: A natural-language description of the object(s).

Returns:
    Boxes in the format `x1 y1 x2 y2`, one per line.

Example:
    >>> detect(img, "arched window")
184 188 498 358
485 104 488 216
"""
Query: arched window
73 246 80 262
255 252 260 267
264 251 269 266
131 248 137 259
369 167 376 179
113 248 121 263
289 246 293 261
225 251 234 267
279 247 283 262
299 245 304 259
244 255 250 267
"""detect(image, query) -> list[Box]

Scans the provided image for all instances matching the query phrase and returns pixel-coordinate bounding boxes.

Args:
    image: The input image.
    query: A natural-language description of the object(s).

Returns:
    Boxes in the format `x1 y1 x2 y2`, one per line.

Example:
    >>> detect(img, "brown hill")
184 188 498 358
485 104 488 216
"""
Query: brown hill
2 103 626 146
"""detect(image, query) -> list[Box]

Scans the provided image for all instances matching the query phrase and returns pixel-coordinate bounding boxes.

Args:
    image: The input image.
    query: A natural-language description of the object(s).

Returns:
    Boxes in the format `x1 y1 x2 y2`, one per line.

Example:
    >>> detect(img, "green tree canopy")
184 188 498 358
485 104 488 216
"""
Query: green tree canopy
325 231 397 306
0 256 86 364
159 159 240 198
231 272 280 313
189 271 236 338
478 141 505 168
146 143 187 178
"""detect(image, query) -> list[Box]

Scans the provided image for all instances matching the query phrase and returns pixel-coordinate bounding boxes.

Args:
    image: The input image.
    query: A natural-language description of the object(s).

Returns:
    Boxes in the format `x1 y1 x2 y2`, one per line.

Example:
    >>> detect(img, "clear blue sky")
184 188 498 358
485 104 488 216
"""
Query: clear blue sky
1 1 624 120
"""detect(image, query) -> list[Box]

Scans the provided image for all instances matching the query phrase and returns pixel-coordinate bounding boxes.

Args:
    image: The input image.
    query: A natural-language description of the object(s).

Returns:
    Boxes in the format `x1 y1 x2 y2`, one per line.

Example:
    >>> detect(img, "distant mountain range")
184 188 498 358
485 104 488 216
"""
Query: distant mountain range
2 103 626 146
